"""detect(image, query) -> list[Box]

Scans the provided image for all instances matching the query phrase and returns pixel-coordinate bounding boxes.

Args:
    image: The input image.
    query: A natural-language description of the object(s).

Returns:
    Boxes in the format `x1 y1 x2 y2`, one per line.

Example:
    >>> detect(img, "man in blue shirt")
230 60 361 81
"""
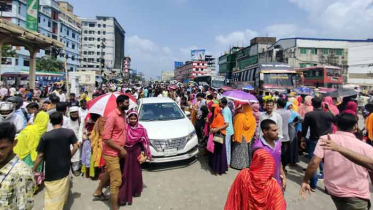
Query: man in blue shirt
220 97 234 166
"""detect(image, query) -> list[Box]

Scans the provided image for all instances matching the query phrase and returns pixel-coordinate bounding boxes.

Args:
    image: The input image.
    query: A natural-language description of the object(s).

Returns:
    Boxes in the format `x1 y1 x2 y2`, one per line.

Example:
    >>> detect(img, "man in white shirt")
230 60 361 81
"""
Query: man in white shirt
9 86 16 97
0 86 8 99
56 88 66 102
79 100 89 121
259 99 283 139
66 106 84 176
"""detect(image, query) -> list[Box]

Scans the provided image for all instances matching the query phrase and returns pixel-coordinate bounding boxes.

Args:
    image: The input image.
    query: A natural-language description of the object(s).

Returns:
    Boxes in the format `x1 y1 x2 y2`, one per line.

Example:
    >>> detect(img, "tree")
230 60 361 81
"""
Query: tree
1 45 16 57
36 56 64 72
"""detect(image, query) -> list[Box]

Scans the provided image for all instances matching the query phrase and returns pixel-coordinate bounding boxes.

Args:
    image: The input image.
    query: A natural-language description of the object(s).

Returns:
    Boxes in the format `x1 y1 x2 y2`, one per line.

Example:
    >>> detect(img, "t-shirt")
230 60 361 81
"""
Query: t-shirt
37 128 77 181
222 106 234 136
9 87 16 96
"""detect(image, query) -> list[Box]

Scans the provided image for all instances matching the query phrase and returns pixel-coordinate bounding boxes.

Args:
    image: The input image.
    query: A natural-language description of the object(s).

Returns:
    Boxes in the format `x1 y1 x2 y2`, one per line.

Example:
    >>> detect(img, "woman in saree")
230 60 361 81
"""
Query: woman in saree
285 102 302 165
14 111 49 171
231 104 256 169
225 149 286 210
209 104 228 175
118 111 151 205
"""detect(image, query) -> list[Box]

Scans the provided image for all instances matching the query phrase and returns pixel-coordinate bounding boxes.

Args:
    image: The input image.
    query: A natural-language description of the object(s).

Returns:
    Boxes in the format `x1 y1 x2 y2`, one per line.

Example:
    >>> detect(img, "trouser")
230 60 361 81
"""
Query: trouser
103 155 122 195
225 134 232 165
307 139 318 189
331 195 371 210
281 141 290 168
195 119 205 142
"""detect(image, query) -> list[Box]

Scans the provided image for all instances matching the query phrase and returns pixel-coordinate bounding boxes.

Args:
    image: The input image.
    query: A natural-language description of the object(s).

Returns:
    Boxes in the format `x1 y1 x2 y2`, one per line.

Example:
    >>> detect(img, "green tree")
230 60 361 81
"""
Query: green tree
36 56 64 72
1 45 16 57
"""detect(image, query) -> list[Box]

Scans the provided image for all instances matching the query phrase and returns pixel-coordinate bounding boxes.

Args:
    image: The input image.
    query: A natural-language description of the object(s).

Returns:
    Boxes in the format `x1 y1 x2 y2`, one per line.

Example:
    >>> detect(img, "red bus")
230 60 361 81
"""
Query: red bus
296 66 342 89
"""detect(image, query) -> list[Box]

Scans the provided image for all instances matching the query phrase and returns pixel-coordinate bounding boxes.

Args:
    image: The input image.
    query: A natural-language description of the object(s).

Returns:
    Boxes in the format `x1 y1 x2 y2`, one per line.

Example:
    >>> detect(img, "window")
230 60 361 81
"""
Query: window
97 58 100 62
103 31 106 35
89 23 95 27
72 33 75 38
300 63 307 68
72 44 75 49
300 48 307 54
103 24 106 28
15 59 19 66
97 52 100 55
84 30 88 34
67 30 69 35
83 58 87 62
335 49 343 56
98 24 101 28
97 38 101 41
23 60 30 66
311 48 317 54
84 51 87 55
323 48 329 54
48 21 51 27
88 37 95 41
71 56 75 61
98 31 101 35
60 26 62 33
66 42 69 48
84 37 87 41
89 30 95 34
102 52 105 55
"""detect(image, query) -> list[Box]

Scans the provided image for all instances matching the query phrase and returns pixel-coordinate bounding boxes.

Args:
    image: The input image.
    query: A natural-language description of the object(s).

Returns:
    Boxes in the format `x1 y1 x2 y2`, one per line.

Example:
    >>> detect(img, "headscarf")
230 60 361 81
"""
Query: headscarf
224 149 286 210
210 104 226 135
90 116 106 167
207 101 214 112
323 96 339 116
126 111 152 159
297 96 303 106
14 111 49 161
288 97 299 113
342 101 358 117
233 105 256 143
251 103 260 122
299 96 313 118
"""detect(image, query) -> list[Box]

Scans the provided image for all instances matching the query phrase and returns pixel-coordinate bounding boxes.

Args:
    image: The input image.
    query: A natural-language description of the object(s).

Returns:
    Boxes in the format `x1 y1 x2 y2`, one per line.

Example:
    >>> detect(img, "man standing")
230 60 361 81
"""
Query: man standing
68 93 79 107
79 99 89 121
94 95 129 210
300 114 373 209
301 97 335 191
66 106 84 176
0 85 8 99
47 94 60 115
34 112 79 210
9 85 16 97
0 122 35 210
253 119 286 191
259 100 283 139
275 98 292 171
220 97 234 166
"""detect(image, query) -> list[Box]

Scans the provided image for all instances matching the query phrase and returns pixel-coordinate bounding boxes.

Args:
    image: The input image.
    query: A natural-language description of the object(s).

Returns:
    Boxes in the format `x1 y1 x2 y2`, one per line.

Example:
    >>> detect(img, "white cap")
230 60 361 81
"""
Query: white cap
69 106 79 112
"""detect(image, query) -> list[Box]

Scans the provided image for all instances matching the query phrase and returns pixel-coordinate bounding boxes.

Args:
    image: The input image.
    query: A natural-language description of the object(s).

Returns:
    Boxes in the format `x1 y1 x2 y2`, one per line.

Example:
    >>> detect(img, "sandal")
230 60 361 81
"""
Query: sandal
92 193 108 201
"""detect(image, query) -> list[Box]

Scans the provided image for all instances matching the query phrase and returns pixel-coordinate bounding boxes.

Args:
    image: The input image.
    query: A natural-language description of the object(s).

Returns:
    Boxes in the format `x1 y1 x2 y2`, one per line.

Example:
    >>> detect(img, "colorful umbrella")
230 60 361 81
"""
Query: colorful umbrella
221 86 233 91
223 90 258 103
87 92 137 117
295 87 314 95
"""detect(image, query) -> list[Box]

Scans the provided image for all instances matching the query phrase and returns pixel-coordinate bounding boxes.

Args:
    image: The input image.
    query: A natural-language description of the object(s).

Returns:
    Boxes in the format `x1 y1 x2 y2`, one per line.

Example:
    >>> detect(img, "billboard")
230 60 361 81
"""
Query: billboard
174 61 184 69
191 49 206 61
26 0 39 31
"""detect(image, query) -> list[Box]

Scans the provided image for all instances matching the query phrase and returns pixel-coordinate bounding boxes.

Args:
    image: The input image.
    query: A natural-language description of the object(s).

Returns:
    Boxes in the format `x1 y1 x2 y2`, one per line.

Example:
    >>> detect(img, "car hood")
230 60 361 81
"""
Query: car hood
140 118 194 139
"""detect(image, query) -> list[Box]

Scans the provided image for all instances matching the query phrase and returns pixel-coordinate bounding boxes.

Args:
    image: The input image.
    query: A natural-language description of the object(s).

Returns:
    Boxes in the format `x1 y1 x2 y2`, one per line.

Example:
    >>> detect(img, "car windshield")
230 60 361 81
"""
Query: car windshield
139 103 185 121
264 73 295 87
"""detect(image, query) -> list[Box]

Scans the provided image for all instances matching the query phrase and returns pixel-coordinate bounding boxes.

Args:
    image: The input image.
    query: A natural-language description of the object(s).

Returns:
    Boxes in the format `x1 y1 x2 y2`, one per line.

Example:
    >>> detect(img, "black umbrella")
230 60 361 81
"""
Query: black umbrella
324 89 358 98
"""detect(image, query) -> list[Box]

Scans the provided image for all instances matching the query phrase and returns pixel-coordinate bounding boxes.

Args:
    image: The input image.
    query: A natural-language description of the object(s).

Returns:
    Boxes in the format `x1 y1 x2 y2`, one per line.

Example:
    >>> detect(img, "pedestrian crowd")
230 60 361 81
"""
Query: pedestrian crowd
1 81 373 210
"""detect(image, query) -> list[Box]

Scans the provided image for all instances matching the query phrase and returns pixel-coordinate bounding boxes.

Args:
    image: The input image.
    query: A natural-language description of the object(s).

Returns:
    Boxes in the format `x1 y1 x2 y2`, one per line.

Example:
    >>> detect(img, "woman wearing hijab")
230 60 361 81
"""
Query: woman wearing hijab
210 104 228 175
288 97 299 113
231 104 256 169
342 101 358 117
14 111 49 171
299 96 314 118
323 96 339 116
225 149 286 210
285 102 302 165
118 111 151 205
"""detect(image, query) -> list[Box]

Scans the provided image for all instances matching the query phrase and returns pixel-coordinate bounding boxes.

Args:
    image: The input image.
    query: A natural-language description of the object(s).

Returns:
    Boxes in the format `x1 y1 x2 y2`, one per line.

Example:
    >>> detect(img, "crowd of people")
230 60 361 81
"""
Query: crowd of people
1 81 373 209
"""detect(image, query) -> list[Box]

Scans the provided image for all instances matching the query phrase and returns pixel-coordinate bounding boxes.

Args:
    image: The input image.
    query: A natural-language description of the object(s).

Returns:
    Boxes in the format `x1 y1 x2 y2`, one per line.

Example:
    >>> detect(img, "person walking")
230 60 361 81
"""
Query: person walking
33 112 79 210
300 113 373 210
300 97 336 191
118 111 151 205
66 106 84 176
0 122 35 210
225 149 286 210
220 97 234 166
259 100 283 140
275 99 292 171
93 95 129 210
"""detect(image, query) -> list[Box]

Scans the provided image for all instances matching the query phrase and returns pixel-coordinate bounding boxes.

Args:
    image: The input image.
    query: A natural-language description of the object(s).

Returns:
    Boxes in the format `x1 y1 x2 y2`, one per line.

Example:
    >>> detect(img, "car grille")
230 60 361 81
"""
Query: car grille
150 137 188 152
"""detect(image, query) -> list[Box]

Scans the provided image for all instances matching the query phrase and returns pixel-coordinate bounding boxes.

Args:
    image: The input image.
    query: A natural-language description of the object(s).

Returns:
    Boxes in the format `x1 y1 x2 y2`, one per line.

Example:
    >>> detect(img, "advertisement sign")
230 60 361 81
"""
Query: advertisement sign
26 0 39 31
174 61 184 69
191 49 206 61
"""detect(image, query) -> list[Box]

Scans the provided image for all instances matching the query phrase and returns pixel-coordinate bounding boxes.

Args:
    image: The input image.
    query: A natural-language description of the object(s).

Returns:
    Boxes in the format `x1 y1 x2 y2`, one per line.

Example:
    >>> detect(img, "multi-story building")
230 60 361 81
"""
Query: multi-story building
174 60 209 81
264 38 373 89
0 0 81 74
161 71 174 81
218 47 243 79
123 56 131 73
79 16 125 73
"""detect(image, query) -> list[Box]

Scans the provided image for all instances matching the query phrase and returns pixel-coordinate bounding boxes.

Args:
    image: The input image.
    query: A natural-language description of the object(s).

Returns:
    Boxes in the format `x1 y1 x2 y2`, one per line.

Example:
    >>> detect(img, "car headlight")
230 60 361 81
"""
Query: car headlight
187 130 197 140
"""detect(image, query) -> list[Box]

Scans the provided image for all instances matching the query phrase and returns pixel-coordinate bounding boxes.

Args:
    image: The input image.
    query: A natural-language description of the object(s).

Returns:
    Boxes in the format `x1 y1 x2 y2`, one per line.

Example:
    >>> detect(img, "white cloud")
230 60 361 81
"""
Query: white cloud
265 24 317 38
180 45 199 56
215 29 259 46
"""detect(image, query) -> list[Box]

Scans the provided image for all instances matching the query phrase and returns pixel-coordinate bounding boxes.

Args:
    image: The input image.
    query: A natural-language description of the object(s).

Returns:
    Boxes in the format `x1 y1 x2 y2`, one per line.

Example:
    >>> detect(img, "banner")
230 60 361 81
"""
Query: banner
191 49 206 61
26 0 39 31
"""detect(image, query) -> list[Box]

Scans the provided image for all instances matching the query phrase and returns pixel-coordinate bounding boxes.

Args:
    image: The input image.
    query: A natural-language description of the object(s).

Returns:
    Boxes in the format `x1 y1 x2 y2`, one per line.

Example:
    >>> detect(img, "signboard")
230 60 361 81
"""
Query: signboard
26 0 39 31
174 61 184 69
260 63 292 70
191 49 206 61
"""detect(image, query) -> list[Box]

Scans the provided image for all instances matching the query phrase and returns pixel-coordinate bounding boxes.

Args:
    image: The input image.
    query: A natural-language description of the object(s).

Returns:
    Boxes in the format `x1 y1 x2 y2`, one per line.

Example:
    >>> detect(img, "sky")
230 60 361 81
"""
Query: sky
68 0 373 79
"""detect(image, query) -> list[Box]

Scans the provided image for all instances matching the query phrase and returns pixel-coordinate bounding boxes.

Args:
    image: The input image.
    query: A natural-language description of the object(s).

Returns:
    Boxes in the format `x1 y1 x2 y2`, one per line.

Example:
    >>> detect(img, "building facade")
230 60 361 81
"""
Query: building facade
79 16 125 74
0 0 81 74
174 60 209 81
123 56 131 73
161 71 174 81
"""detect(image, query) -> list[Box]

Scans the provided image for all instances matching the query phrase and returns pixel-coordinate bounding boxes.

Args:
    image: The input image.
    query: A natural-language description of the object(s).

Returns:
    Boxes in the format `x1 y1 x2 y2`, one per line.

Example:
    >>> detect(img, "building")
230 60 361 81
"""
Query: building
0 0 81 75
123 56 131 73
79 16 125 74
174 60 209 81
218 47 243 79
265 37 373 89
161 71 174 81
205 55 216 75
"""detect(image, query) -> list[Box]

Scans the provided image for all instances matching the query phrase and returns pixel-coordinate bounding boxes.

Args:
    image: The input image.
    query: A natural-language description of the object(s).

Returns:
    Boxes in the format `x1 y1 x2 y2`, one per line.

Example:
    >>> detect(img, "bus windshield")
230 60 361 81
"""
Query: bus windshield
326 68 341 77
263 73 295 87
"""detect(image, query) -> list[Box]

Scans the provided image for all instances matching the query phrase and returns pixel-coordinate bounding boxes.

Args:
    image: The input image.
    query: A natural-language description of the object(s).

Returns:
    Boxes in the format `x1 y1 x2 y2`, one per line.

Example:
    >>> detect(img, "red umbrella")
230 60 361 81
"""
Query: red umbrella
87 92 137 117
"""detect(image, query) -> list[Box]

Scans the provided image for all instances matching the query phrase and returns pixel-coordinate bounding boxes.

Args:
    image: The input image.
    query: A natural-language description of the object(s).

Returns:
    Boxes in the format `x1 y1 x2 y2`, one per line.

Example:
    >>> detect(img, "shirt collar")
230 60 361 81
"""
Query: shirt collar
115 108 125 116
260 137 278 150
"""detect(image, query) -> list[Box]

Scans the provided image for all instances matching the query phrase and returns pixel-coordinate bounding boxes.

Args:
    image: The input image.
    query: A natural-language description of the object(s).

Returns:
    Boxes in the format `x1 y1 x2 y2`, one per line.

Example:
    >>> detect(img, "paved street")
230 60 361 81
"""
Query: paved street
34 152 342 210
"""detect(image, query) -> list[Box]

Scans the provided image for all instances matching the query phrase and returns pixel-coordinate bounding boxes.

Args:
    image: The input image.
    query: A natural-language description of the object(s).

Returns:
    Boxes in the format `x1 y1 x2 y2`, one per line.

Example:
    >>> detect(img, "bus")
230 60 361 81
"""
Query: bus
193 75 226 89
295 66 343 89
232 63 300 92
1 70 64 87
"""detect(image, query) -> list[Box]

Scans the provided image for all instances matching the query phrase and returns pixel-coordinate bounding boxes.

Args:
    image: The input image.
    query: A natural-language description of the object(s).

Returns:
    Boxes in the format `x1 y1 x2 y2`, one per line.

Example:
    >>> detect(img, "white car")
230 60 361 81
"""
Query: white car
137 97 198 163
